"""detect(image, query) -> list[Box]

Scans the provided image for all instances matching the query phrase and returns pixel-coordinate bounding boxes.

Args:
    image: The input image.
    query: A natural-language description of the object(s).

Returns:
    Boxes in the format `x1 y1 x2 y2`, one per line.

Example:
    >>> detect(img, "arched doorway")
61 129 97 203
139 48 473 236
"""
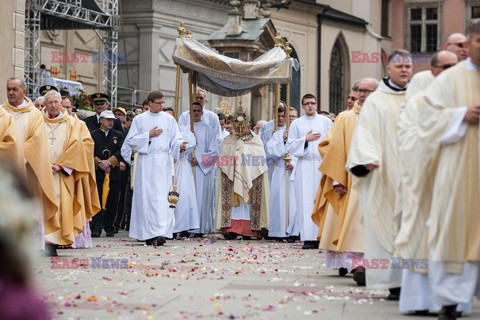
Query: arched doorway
328 34 350 115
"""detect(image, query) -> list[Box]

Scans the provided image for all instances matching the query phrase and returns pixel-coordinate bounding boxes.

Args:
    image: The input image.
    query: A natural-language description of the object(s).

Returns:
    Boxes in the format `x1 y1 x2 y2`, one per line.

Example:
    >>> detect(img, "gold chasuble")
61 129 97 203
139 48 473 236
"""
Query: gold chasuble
215 133 269 232
312 103 363 252
72 115 101 221
399 61 480 272
1 99 57 224
0 108 23 169
43 111 89 245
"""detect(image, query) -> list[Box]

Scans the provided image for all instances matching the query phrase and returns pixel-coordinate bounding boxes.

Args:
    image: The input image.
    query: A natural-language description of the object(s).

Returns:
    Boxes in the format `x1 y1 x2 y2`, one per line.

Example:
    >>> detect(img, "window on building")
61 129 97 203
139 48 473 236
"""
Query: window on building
381 0 390 37
329 41 345 115
466 1 480 25
406 3 441 53
473 5 480 18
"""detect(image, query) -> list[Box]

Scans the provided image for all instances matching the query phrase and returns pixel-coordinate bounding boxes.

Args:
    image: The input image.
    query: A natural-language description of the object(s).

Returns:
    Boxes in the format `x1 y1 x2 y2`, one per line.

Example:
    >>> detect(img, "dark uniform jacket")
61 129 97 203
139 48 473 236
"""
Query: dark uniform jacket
91 128 125 181
85 114 123 132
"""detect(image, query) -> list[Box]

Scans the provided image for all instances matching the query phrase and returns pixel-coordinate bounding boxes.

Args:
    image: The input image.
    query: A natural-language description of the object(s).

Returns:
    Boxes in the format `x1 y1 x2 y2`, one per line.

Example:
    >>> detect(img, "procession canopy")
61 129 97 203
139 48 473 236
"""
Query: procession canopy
172 37 292 97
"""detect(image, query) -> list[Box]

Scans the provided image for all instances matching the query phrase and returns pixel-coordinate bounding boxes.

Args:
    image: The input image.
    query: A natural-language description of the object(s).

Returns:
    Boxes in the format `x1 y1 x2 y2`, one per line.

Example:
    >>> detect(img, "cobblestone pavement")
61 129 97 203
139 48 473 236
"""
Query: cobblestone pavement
34 231 480 320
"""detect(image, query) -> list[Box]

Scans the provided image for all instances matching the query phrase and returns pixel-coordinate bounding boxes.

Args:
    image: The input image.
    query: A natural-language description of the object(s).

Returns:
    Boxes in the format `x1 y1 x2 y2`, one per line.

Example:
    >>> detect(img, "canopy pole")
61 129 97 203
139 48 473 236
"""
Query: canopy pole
274 84 280 131
188 70 194 132
174 22 186 121
283 41 293 233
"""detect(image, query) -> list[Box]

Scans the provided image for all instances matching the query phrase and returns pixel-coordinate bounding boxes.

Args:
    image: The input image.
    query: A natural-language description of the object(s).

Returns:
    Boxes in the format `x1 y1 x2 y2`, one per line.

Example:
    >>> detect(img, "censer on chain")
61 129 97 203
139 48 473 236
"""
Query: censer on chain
167 148 185 208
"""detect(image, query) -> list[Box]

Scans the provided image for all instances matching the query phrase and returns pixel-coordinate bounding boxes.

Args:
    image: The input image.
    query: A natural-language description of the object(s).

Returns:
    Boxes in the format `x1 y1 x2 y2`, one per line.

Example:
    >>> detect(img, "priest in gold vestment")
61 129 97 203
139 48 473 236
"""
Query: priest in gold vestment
312 78 378 285
42 91 89 256
215 106 269 239
402 24 480 319
1 77 57 252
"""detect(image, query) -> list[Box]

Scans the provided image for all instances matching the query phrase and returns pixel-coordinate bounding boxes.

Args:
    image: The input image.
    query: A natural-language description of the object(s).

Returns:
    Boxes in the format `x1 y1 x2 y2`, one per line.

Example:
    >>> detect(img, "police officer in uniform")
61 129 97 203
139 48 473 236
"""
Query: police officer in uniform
84 93 123 132
38 84 58 96
90 110 125 237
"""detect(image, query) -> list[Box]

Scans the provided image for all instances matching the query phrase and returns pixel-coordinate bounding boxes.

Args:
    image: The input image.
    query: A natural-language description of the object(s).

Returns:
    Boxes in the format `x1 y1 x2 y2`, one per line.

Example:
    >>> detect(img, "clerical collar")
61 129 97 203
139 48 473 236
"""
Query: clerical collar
383 78 408 91
13 99 28 108
465 57 480 71
46 111 63 119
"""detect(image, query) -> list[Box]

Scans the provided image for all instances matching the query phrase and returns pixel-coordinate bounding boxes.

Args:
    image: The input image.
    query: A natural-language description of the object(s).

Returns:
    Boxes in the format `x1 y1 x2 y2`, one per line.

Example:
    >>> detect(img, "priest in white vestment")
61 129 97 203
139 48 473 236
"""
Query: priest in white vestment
347 50 413 299
123 91 187 246
396 51 471 315
265 107 298 240
189 102 221 236
286 94 332 249
404 26 480 319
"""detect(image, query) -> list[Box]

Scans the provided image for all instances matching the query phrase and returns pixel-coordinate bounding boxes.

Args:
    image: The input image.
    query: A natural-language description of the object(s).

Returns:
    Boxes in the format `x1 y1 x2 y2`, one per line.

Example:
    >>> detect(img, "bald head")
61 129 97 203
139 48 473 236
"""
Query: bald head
431 50 458 76
443 33 468 61
356 78 379 106
254 120 266 134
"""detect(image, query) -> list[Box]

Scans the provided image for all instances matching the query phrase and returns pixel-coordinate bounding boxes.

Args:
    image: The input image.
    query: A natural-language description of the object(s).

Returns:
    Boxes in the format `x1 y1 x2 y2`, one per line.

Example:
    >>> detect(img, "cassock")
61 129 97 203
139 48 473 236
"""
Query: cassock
265 126 297 238
215 132 269 238
286 114 332 242
0 108 22 169
72 115 100 249
43 111 89 245
173 125 199 233
258 119 275 185
191 119 219 235
405 70 434 100
346 79 405 290
312 104 363 271
124 111 183 240
2 99 57 245
403 59 480 308
397 86 471 313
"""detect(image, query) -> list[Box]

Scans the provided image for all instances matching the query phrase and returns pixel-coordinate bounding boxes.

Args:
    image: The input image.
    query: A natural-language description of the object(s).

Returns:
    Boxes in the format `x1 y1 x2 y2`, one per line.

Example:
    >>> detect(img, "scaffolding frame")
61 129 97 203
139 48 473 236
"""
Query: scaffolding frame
24 0 119 105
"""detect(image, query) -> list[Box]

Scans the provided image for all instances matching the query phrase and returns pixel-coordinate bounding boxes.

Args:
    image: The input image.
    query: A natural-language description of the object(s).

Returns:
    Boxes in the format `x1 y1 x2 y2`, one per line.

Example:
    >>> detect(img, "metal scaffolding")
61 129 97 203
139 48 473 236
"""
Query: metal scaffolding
24 0 119 105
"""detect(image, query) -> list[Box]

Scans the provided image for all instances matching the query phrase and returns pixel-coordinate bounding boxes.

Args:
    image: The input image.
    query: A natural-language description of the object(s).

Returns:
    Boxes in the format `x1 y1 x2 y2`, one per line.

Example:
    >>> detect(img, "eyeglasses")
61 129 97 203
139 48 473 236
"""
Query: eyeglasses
193 110 203 113
434 64 455 70
447 42 467 48
94 101 108 105
357 89 373 94
152 100 164 105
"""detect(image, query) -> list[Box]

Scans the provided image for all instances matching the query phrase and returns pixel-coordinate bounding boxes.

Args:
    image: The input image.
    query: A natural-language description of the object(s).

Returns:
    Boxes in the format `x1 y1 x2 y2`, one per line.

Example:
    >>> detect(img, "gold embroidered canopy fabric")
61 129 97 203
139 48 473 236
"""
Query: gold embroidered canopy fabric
172 38 292 96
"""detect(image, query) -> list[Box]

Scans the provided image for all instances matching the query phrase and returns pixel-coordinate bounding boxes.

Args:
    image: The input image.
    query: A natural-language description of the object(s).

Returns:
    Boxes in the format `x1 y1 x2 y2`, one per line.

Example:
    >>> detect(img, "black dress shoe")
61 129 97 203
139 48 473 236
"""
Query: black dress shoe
179 231 190 238
91 231 101 238
154 236 166 246
242 236 252 240
223 232 238 240
286 236 298 243
352 268 366 286
439 305 458 320
338 267 348 276
193 233 204 238
302 240 319 249
145 237 157 245
387 287 401 301
106 232 115 237
46 243 58 257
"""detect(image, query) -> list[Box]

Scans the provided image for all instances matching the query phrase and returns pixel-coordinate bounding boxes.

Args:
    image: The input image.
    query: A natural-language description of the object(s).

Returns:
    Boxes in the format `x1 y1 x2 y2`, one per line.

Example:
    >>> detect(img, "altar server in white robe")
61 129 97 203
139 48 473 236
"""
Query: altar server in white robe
123 90 187 246
347 50 413 300
286 94 332 249
190 102 221 236
396 51 471 315
405 24 480 320
265 107 298 239
259 101 286 186
172 124 199 235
